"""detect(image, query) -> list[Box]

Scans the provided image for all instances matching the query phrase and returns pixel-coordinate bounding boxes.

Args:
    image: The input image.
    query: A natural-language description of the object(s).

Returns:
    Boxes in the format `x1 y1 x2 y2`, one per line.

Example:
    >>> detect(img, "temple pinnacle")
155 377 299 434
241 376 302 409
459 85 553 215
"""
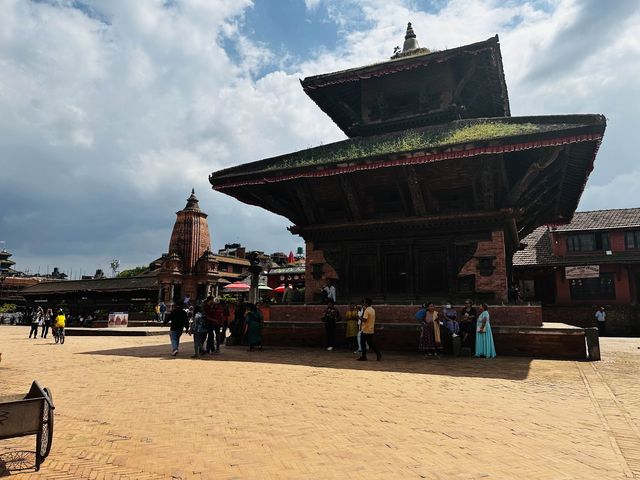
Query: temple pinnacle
402 22 420 52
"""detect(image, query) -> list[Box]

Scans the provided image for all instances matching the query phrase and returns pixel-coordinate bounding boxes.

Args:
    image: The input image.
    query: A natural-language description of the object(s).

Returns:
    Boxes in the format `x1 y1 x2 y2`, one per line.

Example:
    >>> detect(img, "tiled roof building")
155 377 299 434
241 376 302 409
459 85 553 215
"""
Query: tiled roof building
514 208 640 305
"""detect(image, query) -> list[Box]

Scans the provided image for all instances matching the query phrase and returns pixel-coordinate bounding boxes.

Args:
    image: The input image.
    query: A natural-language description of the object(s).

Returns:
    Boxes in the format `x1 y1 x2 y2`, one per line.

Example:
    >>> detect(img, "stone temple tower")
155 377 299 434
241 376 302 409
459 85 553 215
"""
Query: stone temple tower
157 189 218 305
167 189 211 273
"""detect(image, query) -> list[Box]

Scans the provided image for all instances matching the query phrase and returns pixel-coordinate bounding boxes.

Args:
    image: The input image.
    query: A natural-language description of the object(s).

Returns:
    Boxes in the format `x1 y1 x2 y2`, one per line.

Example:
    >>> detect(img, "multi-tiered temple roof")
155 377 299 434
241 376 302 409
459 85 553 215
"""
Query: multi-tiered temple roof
209 24 606 303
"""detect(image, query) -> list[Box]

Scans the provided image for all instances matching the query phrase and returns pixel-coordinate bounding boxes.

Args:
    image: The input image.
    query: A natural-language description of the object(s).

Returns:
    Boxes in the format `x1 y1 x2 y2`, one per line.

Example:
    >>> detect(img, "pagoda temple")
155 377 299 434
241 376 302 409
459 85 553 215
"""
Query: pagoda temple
210 24 606 304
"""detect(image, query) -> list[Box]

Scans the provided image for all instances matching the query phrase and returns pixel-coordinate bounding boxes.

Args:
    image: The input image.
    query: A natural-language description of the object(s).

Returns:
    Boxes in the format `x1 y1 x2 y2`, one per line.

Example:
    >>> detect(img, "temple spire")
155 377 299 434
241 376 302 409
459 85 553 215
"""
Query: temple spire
184 188 201 212
402 22 420 52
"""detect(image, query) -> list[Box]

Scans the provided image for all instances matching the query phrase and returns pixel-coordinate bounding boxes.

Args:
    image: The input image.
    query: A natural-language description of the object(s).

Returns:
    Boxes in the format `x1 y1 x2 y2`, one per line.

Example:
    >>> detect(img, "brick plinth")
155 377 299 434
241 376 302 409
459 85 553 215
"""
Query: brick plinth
269 304 542 326
260 321 587 359
261 304 586 358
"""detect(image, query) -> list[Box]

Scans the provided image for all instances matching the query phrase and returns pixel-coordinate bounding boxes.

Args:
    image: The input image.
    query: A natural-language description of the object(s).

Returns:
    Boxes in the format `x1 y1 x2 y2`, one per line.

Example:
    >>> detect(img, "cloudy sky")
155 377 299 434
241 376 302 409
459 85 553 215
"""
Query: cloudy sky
1 0 639 277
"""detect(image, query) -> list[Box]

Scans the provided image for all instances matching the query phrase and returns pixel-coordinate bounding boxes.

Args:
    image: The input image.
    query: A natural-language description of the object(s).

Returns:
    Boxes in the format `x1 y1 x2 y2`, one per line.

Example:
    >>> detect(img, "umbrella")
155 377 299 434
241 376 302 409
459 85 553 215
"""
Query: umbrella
273 284 286 293
223 282 250 292
258 284 273 291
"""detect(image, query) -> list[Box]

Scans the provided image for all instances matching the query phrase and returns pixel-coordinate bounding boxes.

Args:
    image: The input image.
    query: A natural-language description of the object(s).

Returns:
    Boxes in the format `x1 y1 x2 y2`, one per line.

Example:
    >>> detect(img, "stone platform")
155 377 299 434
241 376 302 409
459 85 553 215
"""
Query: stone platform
264 304 590 359
64 327 167 336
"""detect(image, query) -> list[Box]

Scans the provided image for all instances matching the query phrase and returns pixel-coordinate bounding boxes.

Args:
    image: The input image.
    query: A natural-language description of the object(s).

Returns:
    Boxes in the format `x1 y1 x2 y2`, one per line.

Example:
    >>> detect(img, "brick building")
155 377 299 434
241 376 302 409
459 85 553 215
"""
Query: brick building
514 208 640 306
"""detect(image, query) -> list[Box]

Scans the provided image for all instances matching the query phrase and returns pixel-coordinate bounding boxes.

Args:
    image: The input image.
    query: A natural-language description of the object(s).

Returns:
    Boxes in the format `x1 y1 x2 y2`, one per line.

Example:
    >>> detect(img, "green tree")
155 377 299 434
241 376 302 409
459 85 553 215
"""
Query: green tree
0 303 17 313
117 266 148 278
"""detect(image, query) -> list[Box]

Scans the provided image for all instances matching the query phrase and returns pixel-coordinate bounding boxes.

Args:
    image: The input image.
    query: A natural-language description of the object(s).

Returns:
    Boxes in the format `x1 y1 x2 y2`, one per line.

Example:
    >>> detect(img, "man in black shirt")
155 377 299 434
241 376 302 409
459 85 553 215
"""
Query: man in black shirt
165 302 189 356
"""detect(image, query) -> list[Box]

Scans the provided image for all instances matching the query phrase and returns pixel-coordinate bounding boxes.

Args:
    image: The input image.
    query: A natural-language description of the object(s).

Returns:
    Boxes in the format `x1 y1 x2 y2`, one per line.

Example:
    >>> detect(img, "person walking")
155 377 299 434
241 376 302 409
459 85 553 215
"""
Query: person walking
322 299 341 351
28 308 40 339
42 307 53 338
245 303 263 351
595 306 607 337
357 298 381 361
189 305 207 358
164 302 189 356
475 303 496 358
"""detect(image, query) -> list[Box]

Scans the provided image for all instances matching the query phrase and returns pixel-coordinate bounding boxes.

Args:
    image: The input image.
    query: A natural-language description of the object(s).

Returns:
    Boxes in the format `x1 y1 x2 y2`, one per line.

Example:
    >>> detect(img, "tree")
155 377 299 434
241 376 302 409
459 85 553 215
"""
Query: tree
117 266 148 278
0 303 17 313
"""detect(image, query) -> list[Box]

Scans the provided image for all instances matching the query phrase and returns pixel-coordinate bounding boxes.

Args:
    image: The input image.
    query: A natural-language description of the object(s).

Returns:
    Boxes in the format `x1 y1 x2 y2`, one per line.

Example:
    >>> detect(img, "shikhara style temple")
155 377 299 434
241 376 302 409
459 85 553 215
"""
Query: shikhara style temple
210 24 606 304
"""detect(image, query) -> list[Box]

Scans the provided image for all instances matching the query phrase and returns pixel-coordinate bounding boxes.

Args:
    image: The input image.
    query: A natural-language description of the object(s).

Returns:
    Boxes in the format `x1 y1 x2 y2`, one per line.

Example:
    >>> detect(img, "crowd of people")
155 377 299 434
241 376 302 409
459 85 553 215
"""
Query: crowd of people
26 306 66 342
163 290 496 361
163 295 264 358
323 297 496 360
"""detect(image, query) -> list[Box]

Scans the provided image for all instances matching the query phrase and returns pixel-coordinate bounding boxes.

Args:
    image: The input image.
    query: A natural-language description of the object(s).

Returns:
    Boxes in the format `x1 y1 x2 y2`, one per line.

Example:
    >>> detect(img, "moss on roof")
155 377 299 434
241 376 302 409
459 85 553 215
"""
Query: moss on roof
264 121 542 171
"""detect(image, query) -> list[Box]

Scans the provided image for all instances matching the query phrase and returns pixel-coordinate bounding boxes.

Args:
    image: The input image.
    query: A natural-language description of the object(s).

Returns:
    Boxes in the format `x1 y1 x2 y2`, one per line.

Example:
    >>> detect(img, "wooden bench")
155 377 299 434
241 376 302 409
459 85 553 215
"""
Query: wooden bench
0 381 54 471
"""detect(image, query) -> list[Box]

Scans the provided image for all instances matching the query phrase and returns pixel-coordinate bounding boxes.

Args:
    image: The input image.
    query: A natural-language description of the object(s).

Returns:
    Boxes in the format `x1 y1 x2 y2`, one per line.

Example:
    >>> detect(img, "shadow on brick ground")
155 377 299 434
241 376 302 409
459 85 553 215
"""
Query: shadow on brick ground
80 343 532 380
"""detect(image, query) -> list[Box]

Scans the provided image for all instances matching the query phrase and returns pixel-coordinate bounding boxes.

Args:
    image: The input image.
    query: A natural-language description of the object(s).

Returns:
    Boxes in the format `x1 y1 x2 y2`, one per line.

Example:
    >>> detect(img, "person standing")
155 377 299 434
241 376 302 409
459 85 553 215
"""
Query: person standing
210 298 225 352
345 303 359 351
595 306 607 337
357 298 381 361
322 299 341 351
283 284 294 304
245 303 263 351
355 301 368 354
442 301 458 355
419 302 441 357
475 303 496 358
231 300 247 345
28 308 40 339
322 280 336 303
460 299 477 353
159 302 167 323
165 302 189 356
203 296 217 354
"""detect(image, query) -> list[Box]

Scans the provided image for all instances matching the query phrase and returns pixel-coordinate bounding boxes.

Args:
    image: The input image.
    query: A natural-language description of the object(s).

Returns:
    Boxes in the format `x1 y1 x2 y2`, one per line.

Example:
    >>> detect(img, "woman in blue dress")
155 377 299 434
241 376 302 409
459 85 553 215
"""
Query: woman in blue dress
475 303 496 358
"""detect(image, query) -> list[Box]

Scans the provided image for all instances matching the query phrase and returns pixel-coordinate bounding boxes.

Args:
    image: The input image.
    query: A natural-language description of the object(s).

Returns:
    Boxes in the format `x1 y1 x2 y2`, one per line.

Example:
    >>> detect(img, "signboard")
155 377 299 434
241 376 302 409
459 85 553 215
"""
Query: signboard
565 265 599 279
107 312 129 327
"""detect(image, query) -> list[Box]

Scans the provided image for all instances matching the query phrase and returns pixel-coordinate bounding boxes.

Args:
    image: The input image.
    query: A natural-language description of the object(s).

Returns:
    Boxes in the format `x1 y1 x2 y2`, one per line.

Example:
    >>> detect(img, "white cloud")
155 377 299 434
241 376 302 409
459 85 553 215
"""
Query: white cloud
581 170 640 211
1 0 639 274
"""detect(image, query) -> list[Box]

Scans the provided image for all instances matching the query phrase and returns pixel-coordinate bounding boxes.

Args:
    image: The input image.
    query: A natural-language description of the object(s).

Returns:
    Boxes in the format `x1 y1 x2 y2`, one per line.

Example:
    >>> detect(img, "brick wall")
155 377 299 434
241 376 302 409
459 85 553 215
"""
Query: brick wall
457 230 508 302
269 304 542 326
260 321 586 359
304 241 338 303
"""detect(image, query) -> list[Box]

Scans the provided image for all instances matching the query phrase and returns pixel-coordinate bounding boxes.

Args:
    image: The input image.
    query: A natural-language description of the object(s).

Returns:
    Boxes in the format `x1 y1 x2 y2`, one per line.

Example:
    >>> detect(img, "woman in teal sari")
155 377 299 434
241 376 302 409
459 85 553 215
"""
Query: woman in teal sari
475 303 496 358
245 303 263 351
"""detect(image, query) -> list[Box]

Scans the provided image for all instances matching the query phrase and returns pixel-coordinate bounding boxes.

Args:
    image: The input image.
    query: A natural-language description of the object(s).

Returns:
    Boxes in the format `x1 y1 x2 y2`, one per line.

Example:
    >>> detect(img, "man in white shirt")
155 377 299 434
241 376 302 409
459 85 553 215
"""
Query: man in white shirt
595 306 606 337
322 281 336 303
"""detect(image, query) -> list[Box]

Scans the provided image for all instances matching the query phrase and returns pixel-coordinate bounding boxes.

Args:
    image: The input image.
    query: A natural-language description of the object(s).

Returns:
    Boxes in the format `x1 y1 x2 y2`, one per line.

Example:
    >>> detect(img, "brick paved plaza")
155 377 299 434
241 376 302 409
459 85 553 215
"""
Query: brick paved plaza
1 328 640 479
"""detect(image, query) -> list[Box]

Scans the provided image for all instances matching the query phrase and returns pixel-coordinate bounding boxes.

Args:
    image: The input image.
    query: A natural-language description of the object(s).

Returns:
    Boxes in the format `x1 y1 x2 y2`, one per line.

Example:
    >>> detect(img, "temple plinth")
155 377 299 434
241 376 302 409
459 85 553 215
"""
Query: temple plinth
210 24 606 304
